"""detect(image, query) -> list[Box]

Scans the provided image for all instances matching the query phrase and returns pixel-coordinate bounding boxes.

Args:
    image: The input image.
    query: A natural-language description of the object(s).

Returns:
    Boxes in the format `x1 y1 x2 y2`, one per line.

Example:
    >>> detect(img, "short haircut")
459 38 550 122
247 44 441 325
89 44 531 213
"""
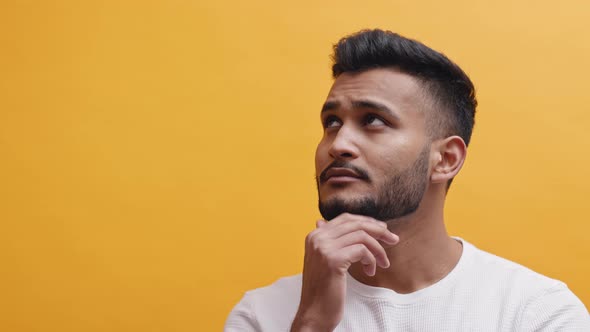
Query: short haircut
331 29 478 189
332 29 477 147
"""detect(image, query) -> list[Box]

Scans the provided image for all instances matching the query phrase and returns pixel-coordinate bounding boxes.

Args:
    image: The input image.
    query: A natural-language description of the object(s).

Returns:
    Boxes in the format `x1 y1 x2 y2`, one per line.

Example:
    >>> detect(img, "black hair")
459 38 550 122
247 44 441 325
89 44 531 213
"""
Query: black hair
331 29 477 188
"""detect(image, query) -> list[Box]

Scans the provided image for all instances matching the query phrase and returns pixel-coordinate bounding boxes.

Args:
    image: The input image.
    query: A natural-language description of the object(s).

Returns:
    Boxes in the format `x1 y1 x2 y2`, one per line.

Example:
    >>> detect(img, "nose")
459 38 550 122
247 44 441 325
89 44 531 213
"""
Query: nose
328 126 360 160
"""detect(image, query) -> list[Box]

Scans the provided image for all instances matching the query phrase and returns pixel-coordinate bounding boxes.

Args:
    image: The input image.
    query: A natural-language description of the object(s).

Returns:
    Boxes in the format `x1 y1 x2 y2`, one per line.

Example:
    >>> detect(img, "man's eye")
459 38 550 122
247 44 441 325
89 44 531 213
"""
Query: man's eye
323 116 341 128
365 115 386 126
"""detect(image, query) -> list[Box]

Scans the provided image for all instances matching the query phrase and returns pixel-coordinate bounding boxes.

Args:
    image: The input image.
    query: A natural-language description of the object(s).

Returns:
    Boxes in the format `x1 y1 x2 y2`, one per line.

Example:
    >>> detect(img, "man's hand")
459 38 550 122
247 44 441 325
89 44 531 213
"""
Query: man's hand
290 213 400 332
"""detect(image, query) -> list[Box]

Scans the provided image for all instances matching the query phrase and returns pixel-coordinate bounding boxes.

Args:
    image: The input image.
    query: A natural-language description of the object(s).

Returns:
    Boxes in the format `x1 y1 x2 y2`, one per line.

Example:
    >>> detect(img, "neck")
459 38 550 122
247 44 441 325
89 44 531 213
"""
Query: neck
348 185 463 294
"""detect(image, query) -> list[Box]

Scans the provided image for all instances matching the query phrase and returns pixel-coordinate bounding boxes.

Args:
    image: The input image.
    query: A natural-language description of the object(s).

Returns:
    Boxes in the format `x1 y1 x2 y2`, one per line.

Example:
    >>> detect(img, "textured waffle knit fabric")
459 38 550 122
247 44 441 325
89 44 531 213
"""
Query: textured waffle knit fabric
225 238 590 331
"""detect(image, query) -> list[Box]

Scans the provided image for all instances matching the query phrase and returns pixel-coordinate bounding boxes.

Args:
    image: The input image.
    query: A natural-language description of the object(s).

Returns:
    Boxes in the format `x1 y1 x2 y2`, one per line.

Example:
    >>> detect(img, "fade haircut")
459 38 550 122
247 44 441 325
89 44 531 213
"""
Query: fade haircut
331 29 478 188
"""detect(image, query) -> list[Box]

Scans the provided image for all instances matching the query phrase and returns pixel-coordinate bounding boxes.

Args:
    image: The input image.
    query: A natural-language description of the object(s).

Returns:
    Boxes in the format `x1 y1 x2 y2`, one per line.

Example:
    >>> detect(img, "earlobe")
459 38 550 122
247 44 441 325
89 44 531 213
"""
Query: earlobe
430 136 467 184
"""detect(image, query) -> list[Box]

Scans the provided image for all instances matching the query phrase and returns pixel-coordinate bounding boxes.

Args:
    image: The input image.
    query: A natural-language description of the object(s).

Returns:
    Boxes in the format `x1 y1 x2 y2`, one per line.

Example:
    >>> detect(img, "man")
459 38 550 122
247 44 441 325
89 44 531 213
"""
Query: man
225 29 590 331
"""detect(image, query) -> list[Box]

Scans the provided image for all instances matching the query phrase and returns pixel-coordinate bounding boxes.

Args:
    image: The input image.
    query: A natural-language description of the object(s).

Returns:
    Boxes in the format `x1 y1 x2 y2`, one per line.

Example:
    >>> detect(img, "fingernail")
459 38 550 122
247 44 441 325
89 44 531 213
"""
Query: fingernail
382 234 399 245
382 238 397 245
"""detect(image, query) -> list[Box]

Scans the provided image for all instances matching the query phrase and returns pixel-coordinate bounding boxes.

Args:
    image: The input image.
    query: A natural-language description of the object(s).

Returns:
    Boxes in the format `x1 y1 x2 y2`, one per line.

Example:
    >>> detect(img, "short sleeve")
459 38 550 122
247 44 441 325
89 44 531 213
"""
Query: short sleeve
224 292 260 332
519 282 590 331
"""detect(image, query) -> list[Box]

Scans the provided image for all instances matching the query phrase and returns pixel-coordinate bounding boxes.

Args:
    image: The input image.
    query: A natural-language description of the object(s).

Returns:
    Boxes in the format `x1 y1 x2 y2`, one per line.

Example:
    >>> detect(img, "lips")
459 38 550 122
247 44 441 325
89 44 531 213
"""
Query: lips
319 162 370 185
323 168 367 185
325 167 362 180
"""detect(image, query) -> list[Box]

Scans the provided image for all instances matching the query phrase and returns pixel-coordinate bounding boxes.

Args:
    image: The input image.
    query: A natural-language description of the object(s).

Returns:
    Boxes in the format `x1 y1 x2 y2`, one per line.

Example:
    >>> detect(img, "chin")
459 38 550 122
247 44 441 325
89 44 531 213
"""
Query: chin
318 194 378 221
320 192 371 206
321 183 370 196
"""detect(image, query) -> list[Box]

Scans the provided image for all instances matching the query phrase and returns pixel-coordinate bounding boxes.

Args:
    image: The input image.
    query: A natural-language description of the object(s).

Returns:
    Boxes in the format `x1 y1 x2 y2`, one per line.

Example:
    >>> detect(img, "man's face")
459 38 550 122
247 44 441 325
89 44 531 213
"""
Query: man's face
315 68 432 221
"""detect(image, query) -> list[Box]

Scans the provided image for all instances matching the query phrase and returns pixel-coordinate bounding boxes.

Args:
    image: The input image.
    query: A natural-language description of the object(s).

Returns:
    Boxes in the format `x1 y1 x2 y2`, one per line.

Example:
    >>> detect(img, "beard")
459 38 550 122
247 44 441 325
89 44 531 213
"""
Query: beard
317 144 430 222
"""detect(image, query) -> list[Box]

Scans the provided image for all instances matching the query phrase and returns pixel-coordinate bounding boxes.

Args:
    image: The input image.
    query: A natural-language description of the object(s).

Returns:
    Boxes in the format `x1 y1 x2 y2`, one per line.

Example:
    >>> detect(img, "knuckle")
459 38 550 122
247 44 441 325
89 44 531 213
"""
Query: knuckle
305 232 321 249
309 235 330 253
362 218 378 228
351 219 364 229
357 214 374 223
358 214 371 221
356 244 367 255
306 228 321 241
363 248 376 262
305 232 314 245
339 212 352 220
357 231 372 243
315 242 329 255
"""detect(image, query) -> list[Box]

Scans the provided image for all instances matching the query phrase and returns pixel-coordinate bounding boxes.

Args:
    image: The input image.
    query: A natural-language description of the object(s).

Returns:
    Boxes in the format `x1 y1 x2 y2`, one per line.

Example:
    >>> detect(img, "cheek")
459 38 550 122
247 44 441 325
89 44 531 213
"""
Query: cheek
314 143 326 174
367 144 411 175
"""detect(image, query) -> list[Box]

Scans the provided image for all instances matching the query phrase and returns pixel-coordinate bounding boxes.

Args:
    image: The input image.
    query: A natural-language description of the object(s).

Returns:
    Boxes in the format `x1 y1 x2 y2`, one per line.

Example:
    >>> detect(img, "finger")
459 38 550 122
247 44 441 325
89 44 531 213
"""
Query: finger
325 216 399 245
362 262 376 277
339 244 377 276
333 230 390 268
316 219 327 228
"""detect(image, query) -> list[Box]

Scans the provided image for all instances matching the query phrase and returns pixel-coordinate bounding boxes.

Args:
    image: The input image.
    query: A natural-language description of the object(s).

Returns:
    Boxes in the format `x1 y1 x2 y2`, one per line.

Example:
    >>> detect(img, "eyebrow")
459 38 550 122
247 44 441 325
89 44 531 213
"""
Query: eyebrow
321 99 401 122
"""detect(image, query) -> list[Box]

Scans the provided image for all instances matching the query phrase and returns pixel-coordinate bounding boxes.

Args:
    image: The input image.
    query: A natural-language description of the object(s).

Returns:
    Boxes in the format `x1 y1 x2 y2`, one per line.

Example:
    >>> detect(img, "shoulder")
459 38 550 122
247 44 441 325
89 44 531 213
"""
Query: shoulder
224 274 302 332
519 280 590 331
242 274 302 307
461 239 564 293
461 239 590 330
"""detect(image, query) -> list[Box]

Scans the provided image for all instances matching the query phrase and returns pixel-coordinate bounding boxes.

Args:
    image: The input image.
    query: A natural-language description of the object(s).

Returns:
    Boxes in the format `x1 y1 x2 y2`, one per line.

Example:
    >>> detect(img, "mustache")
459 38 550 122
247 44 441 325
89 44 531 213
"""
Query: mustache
318 160 371 184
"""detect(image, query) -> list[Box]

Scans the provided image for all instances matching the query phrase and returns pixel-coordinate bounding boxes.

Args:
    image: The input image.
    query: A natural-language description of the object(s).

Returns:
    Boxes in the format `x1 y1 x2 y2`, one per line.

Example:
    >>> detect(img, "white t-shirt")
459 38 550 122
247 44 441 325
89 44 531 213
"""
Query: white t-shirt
225 238 590 331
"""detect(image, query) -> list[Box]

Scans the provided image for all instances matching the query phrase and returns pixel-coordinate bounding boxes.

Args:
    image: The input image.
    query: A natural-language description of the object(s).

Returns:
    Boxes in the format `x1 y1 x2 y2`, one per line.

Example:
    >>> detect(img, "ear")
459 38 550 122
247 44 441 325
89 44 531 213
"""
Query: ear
430 136 467 184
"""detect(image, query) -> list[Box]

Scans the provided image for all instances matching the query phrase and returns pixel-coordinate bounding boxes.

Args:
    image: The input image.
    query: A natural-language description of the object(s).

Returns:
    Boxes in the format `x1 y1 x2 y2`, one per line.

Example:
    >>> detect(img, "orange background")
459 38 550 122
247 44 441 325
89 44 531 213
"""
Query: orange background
1 1 589 331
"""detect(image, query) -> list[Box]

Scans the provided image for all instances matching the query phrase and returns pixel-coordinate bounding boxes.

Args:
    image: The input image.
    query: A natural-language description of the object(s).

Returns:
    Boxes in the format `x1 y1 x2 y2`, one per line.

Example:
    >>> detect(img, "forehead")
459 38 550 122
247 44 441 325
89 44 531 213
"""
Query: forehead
325 68 427 117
